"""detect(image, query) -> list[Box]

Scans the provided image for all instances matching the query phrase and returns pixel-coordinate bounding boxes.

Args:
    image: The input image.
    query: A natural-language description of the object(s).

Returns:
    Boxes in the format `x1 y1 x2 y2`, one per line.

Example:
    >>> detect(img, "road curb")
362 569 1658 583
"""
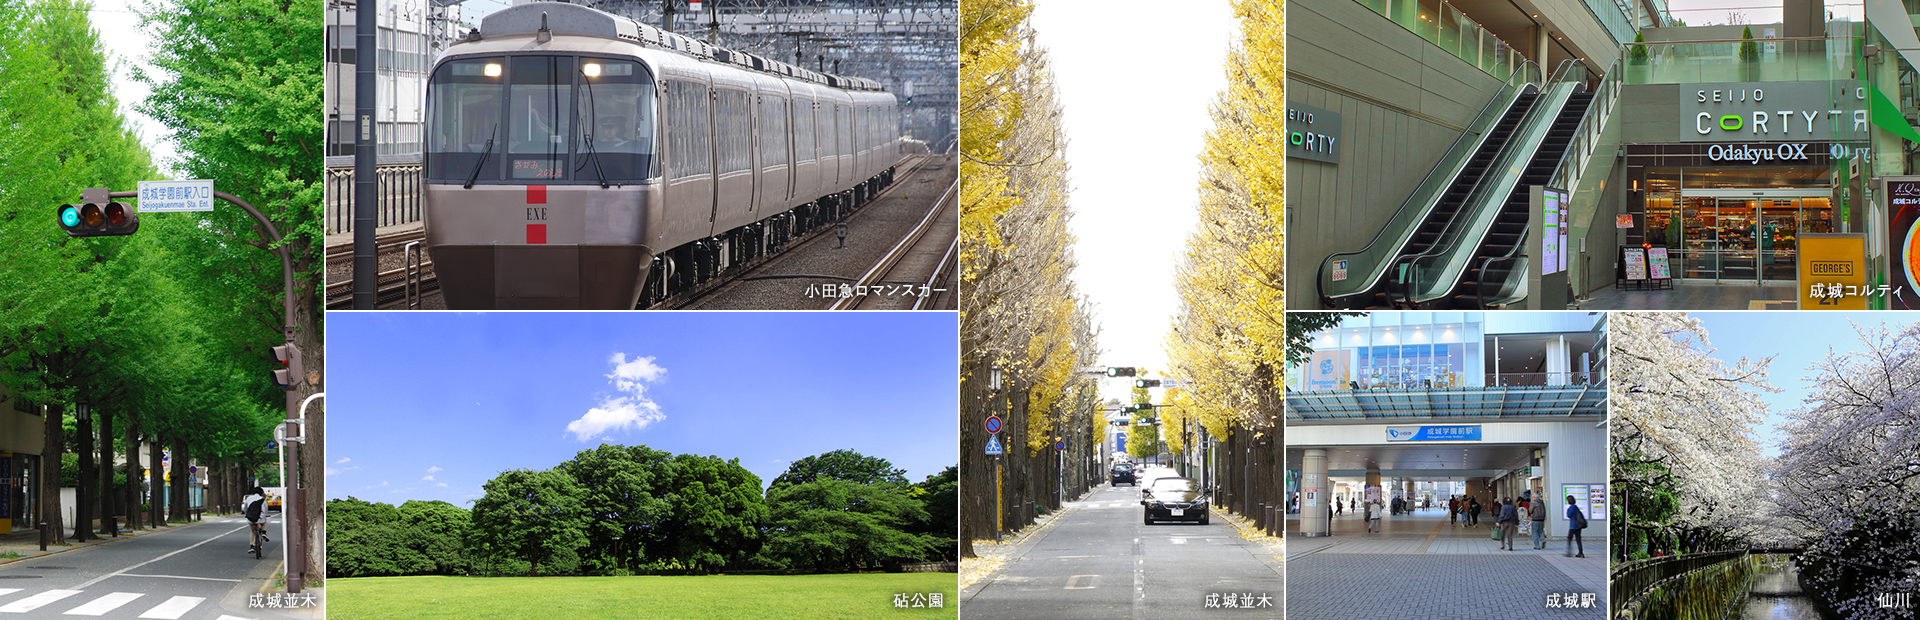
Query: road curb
0 520 212 567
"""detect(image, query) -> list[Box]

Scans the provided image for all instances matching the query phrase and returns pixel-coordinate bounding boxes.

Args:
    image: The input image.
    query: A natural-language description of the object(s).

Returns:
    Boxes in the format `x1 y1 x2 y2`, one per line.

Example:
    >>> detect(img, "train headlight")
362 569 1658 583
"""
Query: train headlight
583 63 601 77
484 63 502 77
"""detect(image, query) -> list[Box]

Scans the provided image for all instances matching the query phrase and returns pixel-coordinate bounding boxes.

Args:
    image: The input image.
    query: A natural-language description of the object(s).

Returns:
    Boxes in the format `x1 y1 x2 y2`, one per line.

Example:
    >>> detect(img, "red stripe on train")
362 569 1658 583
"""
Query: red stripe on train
527 185 547 204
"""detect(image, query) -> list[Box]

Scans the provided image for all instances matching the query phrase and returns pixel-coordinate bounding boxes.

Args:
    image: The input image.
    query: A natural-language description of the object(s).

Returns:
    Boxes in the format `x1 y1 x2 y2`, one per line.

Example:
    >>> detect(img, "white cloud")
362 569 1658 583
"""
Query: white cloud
423 475 435 481
335 457 350 464
427 466 443 474
437 483 448 488
565 353 668 442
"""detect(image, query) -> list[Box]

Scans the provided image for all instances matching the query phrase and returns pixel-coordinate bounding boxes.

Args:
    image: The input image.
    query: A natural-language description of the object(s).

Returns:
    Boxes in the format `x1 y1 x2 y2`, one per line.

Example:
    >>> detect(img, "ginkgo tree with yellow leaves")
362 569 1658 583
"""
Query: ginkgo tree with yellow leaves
959 0 1101 559
1162 0 1288 529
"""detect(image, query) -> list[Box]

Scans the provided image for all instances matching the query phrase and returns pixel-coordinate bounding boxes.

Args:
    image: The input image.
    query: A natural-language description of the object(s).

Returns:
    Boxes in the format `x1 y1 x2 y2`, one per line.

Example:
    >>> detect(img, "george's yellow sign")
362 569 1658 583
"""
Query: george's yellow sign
1799 234 1867 310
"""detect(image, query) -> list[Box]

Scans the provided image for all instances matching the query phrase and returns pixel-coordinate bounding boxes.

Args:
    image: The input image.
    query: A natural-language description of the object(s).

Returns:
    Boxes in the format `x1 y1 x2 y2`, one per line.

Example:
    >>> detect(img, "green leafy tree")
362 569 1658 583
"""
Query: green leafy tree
763 451 941 570
398 500 472 575
469 469 589 576
136 0 325 574
769 449 909 489
1126 377 1157 459
554 444 674 573
908 466 959 561
764 478 937 571
652 454 766 572
324 497 409 577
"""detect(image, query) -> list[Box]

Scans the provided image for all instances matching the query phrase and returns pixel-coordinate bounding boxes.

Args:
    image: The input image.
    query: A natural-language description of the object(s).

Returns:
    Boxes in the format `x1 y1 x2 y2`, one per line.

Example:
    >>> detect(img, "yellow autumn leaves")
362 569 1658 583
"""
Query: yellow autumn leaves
1166 0 1288 441
960 0 1097 453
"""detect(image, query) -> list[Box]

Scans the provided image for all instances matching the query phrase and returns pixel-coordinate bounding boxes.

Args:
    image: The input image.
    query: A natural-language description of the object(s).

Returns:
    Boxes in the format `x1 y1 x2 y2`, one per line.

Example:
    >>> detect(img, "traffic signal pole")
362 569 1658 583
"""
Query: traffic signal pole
352 0 376 309
96 189 306 593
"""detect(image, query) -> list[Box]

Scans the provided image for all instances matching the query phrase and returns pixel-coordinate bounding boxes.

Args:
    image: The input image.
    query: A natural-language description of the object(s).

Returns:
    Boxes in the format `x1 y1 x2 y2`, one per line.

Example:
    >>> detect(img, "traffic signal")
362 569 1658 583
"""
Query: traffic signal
1106 367 1137 377
1135 379 1161 388
58 201 139 237
271 343 304 389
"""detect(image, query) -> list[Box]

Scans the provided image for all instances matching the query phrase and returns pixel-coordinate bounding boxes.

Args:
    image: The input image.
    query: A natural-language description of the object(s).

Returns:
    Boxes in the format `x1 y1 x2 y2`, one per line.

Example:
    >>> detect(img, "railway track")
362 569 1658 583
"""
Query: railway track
324 230 436 309
829 180 957 310
655 153 944 310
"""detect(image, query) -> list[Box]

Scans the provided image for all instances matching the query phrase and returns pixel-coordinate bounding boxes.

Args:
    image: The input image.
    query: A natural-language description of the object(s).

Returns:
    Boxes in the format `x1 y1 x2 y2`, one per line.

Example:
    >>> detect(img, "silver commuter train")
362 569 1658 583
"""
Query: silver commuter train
423 1 901 308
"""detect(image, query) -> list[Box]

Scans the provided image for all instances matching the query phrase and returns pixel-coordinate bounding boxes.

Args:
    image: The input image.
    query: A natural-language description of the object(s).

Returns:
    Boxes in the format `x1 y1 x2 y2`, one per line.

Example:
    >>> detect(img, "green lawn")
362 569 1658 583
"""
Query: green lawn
329 573 959 619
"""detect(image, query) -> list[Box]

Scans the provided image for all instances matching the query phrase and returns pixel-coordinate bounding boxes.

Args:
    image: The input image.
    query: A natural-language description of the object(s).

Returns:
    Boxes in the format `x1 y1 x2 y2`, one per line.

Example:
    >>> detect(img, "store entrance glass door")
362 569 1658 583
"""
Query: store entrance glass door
1679 197 1756 282
1677 190 1833 284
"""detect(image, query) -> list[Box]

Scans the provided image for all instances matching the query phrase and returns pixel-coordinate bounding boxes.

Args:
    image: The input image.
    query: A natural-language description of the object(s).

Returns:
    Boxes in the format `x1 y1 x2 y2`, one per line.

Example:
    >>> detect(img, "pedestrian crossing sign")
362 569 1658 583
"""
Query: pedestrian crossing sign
985 434 1004 455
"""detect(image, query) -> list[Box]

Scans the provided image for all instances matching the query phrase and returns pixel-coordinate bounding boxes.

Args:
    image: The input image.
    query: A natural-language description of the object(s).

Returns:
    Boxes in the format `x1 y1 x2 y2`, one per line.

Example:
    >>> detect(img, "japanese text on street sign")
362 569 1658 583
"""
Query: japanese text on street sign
137 179 215 212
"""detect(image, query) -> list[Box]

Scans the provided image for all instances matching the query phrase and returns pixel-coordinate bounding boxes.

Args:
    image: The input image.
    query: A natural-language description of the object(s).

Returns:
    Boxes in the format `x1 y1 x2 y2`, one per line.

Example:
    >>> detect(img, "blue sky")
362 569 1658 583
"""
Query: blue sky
325 312 958 506
1688 312 1920 458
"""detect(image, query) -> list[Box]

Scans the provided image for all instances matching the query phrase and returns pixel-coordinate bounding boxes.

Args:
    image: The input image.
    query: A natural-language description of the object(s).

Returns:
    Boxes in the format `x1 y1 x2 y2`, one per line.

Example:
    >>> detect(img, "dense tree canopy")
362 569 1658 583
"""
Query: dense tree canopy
328 447 954 578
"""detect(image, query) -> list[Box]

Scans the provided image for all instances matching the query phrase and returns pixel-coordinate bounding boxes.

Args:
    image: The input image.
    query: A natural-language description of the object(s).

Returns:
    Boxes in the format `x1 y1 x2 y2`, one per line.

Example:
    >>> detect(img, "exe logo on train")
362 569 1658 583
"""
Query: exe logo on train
1685 82 1866 140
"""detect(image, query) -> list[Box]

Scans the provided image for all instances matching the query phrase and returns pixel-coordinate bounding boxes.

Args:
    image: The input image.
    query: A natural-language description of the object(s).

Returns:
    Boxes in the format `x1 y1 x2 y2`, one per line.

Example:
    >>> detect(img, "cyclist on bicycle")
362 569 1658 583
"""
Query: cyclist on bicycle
241 486 269 554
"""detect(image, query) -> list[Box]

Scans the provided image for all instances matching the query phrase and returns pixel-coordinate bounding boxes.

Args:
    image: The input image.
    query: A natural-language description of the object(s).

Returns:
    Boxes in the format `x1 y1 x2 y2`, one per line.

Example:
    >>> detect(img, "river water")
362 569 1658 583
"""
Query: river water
1737 556 1837 620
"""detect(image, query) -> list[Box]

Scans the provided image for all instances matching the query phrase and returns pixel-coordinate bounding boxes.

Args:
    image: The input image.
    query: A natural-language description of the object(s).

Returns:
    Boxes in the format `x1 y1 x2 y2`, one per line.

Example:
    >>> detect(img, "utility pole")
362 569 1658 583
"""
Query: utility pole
352 0 377 309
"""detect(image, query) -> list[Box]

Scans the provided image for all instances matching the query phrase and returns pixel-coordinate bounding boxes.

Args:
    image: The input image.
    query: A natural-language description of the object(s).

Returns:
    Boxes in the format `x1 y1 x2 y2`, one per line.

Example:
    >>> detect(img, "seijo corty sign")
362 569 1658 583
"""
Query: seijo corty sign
1680 82 1865 142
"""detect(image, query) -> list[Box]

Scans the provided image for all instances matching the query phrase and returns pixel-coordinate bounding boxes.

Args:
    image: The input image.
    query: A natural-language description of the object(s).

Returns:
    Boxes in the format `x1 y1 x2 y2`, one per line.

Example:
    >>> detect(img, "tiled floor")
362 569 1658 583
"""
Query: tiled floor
1285 509 1607 618
1577 280 1796 310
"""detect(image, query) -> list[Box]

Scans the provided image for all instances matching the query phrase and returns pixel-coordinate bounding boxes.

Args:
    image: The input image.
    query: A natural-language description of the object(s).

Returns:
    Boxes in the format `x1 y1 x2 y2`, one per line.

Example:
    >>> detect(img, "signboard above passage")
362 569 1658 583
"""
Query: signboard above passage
1385 425 1482 441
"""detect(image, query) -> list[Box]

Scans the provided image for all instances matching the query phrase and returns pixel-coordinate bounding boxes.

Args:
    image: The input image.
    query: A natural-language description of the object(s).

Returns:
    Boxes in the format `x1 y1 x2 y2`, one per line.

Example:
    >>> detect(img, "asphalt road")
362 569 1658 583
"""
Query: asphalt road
963 482 1284 619
0 515 295 619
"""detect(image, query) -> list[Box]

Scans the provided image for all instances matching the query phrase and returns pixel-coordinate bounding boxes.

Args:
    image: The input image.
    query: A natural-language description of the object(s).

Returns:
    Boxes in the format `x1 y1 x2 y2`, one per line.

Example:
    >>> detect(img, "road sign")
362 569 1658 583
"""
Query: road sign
1055 440 1065 451
985 434 1004 455
985 415 1003 434
136 179 215 212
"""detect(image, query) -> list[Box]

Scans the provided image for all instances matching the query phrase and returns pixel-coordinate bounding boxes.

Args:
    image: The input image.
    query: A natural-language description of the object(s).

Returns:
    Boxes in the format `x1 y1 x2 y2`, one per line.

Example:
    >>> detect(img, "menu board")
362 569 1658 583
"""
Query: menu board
1647 247 1673 280
1623 247 1649 281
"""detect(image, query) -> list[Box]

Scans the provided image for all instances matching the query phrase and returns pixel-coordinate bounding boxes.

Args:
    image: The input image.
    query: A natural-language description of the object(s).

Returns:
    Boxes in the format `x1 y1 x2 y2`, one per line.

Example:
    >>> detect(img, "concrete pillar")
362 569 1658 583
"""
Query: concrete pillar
1535 25 1550 71
1547 336 1571 385
1302 449 1329 536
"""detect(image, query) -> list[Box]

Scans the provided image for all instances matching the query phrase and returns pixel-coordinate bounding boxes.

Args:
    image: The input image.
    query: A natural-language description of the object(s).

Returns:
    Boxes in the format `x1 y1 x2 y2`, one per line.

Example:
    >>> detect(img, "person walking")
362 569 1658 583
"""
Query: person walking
1529 493 1548 549
1565 495 1588 558
1363 500 1376 533
1449 496 1459 526
1336 498 1343 516
1468 496 1482 527
1496 498 1519 550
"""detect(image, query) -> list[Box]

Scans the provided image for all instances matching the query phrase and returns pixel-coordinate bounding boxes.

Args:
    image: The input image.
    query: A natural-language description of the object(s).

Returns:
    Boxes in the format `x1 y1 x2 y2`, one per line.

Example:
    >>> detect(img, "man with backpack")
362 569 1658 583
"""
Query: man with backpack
241 486 269 555
1565 494 1588 558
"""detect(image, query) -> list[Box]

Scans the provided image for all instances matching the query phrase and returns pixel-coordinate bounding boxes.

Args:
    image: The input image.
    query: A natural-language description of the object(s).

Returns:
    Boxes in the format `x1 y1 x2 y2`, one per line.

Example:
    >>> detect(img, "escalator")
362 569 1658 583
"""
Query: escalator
1441 90 1594 308
1318 61 1598 309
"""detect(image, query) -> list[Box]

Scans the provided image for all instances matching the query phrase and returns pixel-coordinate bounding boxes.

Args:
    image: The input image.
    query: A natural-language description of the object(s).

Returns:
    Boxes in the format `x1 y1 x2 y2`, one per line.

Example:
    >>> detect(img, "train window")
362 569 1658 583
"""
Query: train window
759 97 787 167
665 80 710 178
507 56 574 181
575 57 655 181
793 98 814 162
425 56 506 183
716 90 750 174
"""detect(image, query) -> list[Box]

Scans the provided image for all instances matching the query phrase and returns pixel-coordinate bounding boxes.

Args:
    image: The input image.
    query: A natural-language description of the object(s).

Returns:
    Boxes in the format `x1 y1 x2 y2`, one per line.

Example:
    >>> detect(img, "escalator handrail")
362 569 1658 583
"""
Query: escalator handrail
1545 57 1622 193
1392 59 1587 305
1315 60 1542 307
1471 232 1531 308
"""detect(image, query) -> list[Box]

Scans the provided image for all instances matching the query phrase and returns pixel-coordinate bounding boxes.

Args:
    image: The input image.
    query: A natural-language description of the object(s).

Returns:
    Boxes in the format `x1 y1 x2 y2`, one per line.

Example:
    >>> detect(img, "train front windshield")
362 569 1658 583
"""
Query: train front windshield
426 55 657 184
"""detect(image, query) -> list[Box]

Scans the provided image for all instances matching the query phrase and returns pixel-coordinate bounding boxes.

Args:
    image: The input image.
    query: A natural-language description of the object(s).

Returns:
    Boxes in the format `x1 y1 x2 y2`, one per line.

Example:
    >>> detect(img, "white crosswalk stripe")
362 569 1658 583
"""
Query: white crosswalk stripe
62 592 145 616
135 596 203 619
0 591 18 600
0 590 83 613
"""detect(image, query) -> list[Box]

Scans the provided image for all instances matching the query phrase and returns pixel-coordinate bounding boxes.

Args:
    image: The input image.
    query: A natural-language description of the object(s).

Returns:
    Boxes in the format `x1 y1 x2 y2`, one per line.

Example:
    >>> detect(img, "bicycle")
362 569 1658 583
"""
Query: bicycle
250 520 268 559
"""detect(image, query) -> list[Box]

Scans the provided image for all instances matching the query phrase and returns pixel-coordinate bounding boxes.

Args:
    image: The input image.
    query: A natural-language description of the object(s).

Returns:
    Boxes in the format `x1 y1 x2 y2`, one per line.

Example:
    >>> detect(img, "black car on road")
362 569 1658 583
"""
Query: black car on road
1141 476 1210 524
1111 463 1137 486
